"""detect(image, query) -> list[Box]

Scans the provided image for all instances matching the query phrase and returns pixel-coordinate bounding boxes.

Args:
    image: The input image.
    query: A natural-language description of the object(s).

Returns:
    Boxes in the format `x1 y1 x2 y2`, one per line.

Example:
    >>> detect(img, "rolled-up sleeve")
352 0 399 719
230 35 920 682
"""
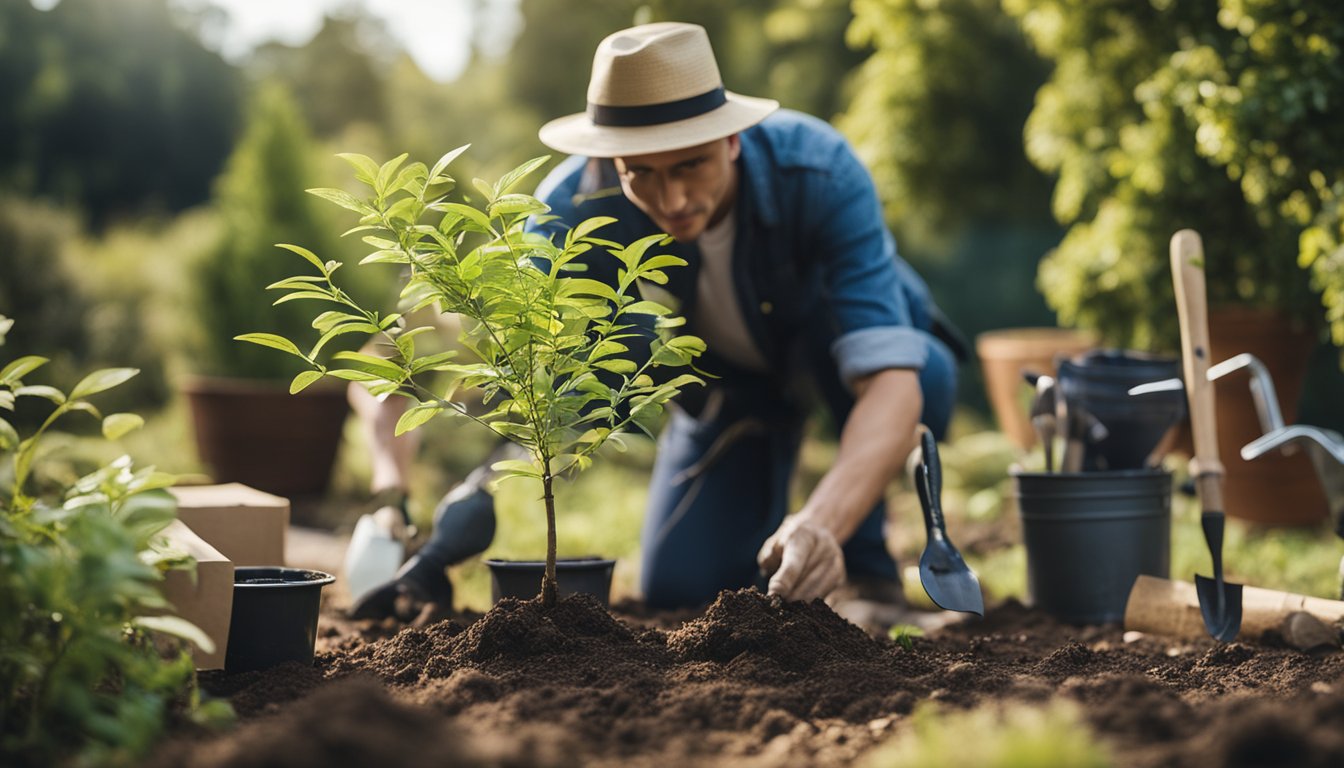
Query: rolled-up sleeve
809 137 935 388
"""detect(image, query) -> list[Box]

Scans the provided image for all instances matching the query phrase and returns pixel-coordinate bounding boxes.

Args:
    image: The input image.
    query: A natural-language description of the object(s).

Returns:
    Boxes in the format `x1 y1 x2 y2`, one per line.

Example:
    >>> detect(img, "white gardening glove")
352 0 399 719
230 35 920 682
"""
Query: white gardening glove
756 515 846 602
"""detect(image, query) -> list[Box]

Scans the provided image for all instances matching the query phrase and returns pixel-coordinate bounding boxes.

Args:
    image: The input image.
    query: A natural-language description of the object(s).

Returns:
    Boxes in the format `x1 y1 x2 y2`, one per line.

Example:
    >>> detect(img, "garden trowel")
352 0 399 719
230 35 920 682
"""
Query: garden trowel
914 428 984 616
1170 229 1243 642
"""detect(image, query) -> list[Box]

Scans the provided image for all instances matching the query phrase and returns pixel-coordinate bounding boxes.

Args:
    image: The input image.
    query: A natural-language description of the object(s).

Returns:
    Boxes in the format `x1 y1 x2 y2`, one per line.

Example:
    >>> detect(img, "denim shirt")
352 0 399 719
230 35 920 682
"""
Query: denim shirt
526 109 943 392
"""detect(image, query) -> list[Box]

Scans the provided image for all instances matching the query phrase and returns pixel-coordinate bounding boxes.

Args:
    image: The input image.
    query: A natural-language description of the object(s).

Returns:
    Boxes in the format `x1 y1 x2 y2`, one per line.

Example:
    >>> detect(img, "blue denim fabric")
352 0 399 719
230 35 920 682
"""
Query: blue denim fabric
526 109 958 608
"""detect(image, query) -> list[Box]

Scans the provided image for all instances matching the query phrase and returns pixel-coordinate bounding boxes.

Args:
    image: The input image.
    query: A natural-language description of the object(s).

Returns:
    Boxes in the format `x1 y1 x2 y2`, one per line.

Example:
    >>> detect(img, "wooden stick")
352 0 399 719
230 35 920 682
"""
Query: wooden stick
1125 574 1344 642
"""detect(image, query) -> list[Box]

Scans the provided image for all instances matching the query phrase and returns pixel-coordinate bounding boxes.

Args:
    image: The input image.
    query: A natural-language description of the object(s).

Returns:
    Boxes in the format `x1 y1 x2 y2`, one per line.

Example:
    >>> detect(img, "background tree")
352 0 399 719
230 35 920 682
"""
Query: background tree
1002 0 1322 351
838 0 1059 408
189 83 386 381
0 0 241 229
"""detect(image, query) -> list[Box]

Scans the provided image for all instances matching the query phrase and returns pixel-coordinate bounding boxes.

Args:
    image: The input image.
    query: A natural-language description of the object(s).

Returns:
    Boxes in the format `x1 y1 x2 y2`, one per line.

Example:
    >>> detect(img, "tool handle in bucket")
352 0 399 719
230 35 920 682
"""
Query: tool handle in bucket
1170 229 1225 508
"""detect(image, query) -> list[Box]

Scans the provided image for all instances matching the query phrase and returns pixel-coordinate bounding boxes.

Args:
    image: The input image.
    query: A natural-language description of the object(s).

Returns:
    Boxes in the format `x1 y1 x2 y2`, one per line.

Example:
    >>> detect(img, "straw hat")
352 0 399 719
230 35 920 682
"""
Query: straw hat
538 22 779 158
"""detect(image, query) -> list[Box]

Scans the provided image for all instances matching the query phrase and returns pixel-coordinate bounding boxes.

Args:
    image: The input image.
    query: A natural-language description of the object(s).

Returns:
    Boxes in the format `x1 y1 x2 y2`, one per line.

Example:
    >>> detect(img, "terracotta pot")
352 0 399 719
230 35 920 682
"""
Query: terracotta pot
183 375 350 498
1206 308 1327 526
976 327 1098 450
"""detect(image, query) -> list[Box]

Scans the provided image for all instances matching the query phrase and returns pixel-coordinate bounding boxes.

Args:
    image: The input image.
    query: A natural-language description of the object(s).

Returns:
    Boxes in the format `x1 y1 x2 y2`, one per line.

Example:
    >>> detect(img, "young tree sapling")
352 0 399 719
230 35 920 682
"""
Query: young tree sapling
239 149 705 607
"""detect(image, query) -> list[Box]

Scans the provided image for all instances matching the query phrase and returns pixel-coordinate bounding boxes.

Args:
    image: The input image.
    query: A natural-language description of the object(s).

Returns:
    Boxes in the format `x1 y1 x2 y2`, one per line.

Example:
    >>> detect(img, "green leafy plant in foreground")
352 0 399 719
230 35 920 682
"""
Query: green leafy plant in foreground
862 700 1112 768
0 316 227 767
239 149 705 606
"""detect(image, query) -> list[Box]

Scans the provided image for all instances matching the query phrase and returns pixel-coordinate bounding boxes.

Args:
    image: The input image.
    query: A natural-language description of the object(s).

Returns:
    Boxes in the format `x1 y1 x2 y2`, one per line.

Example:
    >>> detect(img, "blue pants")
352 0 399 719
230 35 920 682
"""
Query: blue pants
639 335 958 609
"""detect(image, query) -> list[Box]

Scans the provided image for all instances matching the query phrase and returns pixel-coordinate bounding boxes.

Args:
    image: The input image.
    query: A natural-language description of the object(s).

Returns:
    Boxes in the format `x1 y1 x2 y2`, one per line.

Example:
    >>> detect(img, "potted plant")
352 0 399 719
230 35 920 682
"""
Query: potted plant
182 83 386 499
238 148 704 607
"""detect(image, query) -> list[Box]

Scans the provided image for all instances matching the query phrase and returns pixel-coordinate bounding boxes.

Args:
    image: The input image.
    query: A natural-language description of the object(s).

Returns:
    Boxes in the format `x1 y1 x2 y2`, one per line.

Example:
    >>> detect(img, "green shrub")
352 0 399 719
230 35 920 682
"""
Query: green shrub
0 317 229 766
190 82 387 380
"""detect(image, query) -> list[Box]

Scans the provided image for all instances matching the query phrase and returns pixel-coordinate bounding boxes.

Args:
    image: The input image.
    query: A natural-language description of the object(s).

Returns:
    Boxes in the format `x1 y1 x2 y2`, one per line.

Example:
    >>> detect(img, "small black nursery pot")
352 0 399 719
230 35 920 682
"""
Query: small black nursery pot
484 557 617 606
225 567 335 673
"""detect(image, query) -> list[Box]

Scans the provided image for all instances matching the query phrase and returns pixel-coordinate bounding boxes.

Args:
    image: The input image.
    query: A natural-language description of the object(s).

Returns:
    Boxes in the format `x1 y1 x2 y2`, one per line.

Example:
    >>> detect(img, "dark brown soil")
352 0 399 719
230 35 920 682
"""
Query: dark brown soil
150 590 1344 768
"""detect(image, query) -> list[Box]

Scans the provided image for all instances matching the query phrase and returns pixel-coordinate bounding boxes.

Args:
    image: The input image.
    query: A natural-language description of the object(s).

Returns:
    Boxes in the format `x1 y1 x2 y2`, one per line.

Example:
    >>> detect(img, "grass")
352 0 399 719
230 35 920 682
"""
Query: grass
860 700 1114 768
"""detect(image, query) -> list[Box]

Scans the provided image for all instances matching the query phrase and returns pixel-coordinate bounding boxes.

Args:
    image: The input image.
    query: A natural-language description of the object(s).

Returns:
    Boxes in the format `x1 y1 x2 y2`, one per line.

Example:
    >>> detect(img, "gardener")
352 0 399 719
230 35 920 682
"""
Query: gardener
351 21 964 629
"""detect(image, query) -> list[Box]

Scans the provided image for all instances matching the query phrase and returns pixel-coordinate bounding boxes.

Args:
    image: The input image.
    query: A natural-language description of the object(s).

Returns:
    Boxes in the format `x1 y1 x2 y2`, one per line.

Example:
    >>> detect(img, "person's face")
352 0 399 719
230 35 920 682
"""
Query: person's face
613 136 741 242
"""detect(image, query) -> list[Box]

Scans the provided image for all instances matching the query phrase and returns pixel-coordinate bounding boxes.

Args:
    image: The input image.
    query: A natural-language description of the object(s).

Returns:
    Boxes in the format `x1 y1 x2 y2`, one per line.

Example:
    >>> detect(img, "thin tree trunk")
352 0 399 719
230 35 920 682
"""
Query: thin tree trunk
541 468 558 608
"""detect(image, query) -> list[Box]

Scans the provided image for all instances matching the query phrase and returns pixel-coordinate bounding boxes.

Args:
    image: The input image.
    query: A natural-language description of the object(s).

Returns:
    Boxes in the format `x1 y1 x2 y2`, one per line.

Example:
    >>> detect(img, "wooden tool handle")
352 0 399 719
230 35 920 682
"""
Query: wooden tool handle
1126 575 1344 642
1170 230 1225 506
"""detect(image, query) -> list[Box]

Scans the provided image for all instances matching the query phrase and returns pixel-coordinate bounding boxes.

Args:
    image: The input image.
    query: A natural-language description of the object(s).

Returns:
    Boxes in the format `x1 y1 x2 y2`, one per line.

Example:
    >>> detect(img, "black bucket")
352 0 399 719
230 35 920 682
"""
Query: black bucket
225 567 335 673
484 557 616 606
1012 469 1171 623
1057 350 1184 470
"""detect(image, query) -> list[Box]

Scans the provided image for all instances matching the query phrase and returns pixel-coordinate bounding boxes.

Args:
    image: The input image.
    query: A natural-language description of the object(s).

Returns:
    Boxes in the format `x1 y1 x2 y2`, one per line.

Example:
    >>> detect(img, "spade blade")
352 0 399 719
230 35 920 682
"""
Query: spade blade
919 549 985 617
1194 574 1243 642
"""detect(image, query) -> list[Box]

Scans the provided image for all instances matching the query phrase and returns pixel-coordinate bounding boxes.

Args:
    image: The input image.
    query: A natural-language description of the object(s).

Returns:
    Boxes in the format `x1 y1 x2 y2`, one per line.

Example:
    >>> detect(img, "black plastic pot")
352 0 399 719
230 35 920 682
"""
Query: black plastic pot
1012 469 1171 624
484 557 616 606
1057 350 1184 470
225 567 335 673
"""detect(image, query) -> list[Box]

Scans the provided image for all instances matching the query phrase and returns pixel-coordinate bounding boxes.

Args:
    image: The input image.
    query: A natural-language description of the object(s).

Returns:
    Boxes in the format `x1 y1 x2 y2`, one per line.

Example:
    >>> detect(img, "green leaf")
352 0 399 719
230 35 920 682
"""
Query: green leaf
429 144 470 181
491 458 541 479
388 162 428 196
563 278 620 302
488 194 548 219
14 385 66 404
289 371 324 394
309 322 378 358
594 358 637 374
0 355 48 384
495 156 551 196
375 153 410 194
337 152 381 186
472 177 496 204
273 290 337 305
133 615 216 654
621 300 672 316
235 333 305 358
306 187 372 214
394 404 441 436
331 351 407 380
441 202 494 233
102 413 144 440
568 216 618 245
275 243 328 273
0 418 18 451
70 368 138 400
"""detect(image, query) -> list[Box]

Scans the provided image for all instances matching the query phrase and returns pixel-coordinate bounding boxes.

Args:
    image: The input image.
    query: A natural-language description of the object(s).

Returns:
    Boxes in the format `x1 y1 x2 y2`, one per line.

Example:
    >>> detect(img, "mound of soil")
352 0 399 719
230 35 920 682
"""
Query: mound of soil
151 590 1344 767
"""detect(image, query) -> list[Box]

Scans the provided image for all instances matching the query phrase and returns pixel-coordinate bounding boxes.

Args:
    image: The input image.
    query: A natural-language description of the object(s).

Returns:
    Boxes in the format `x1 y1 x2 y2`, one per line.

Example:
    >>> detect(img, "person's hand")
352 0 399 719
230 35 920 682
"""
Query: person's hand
756 515 845 601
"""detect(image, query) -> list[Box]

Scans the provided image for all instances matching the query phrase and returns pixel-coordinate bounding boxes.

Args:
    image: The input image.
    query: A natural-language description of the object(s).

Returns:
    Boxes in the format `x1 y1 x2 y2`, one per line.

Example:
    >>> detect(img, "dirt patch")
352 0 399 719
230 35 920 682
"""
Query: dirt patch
151 590 1344 767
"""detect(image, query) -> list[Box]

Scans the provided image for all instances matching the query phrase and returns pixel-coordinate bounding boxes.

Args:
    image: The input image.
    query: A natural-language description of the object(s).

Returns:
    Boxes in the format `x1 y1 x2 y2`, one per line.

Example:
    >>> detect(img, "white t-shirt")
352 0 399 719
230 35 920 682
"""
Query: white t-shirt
691 210 769 372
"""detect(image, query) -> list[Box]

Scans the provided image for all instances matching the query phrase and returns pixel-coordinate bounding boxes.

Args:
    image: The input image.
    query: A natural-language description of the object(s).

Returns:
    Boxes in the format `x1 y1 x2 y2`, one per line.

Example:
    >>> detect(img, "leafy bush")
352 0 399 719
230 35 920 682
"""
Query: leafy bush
190 82 387 380
0 317 228 766
1003 0 1328 351
240 149 705 605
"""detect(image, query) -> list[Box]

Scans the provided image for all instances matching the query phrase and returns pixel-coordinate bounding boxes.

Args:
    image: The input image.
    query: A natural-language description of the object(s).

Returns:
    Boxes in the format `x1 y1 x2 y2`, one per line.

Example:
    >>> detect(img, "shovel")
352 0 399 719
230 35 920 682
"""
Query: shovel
914 428 984 616
1170 229 1243 641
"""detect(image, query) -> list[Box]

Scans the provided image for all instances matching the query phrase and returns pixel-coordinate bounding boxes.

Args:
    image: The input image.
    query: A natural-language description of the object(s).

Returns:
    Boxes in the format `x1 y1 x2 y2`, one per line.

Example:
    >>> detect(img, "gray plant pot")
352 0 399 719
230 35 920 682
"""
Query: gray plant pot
1012 469 1171 623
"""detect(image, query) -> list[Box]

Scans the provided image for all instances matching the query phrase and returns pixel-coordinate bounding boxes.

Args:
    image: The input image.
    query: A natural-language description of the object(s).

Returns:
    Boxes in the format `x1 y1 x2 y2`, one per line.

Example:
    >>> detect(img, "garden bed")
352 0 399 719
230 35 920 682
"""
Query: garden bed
149 588 1344 767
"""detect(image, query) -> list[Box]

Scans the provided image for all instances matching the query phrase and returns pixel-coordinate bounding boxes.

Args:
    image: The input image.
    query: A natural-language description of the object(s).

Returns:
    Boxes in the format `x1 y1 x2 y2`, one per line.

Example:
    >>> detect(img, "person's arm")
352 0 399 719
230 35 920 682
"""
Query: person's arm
757 368 920 600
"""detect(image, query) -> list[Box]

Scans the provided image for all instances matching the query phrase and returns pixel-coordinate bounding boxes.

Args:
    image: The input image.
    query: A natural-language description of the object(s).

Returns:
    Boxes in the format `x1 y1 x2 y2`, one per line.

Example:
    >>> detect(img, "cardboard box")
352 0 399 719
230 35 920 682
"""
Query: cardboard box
159 519 234 670
170 483 289 567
